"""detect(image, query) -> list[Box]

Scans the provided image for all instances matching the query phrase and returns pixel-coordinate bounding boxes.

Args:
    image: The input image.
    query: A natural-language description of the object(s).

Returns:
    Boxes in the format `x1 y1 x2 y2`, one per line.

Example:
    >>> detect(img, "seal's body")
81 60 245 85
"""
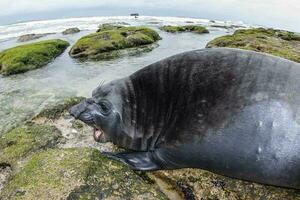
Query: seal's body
70 48 300 189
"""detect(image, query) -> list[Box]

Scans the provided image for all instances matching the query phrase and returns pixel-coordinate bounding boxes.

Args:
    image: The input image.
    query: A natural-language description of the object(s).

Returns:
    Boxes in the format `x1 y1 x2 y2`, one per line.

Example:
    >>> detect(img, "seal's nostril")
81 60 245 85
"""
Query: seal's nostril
86 98 95 104
69 101 87 119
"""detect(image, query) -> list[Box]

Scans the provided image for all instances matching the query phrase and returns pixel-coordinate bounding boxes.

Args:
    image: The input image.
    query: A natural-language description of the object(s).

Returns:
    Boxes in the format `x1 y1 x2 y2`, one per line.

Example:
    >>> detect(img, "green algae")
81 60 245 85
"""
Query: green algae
69 26 161 60
159 25 209 34
1 148 167 200
96 23 125 32
0 125 63 168
0 39 70 76
34 97 85 120
206 28 300 63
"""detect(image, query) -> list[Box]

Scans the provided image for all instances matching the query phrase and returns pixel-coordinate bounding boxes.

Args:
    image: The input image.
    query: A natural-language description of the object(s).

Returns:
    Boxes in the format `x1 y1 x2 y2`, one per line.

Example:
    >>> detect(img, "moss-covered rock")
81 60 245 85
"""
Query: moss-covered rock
1 148 167 200
206 28 300 63
62 27 80 35
159 25 209 34
34 96 85 120
152 168 300 200
96 23 125 32
69 26 161 60
0 39 69 76
0 125 63 168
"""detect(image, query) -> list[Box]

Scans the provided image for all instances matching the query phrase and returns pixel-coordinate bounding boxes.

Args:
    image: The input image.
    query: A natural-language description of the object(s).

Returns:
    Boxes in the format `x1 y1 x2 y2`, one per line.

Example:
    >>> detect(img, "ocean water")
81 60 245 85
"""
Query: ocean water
0 16 246 134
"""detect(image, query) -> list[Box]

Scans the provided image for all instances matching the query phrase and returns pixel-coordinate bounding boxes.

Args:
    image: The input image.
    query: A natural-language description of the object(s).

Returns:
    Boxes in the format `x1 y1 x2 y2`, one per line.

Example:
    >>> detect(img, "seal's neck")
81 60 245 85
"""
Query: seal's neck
116 78 161 151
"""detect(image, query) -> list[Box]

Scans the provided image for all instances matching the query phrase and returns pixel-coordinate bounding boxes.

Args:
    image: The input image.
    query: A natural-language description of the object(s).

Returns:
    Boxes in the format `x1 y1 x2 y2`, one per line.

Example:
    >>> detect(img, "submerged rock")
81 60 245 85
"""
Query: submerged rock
0 39 70 76
62 27 80 35
206 28 300 63
17 33 51 42
69 26 161 60
159 25 209 34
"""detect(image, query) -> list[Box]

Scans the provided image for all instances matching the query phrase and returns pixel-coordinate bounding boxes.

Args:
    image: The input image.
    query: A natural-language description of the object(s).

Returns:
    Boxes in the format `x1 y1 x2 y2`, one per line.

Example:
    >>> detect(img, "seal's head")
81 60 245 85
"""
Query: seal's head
69 80 123 143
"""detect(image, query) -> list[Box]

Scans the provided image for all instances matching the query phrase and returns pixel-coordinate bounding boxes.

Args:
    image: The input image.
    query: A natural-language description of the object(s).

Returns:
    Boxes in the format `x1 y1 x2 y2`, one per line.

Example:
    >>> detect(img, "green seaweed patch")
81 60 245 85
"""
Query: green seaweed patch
69 26 161 60
1 148 167 200
96 23 125 32
159 25 209 34
71 120 85 130
0 39 70 76
35 97 85 120
0 125 63 168
206 28 300 63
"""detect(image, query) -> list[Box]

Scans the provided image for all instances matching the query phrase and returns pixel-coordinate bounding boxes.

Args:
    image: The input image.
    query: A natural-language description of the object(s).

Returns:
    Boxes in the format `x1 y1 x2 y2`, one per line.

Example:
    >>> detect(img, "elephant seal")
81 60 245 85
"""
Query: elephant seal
69 48 300 189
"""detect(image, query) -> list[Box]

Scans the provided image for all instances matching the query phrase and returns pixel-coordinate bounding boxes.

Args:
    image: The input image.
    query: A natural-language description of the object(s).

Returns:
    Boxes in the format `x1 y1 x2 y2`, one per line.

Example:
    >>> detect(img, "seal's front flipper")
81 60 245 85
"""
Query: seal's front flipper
102 151 160 171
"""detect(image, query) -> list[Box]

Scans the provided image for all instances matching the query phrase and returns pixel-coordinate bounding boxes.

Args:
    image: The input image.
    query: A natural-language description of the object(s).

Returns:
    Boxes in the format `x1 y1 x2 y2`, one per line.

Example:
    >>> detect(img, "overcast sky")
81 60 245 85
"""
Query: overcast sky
0 0 299 32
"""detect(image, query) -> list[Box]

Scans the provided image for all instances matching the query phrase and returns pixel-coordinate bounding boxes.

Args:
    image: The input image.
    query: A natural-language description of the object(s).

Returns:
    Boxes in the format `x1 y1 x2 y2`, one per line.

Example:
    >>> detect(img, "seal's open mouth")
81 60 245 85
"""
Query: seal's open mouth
94 127 104 142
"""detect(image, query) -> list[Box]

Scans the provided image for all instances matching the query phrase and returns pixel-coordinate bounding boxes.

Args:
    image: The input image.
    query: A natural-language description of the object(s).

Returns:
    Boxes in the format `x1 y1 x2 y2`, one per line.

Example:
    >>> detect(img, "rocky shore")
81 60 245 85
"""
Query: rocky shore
1 24 300 199
1 96 300 199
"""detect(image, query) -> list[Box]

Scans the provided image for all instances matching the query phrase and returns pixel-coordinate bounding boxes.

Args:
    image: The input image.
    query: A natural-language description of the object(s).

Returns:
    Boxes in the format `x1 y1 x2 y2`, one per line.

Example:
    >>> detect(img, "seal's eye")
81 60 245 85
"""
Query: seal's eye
99 100 111 115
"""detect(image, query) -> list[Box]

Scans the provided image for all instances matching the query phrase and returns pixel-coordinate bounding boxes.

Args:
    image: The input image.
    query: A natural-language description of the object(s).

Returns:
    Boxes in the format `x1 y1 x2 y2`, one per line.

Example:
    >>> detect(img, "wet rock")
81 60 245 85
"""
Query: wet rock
151 169 300 200
96 23 125 32
0 164 11 192
0 124 64 168
17 33 50 42
159 25 209 34
0 39 70 75
147 22 160 25
62 27 80 35
0 97 168 199
69 26 161 60
1 148 167 200
206 28 300 63
33 96 85 120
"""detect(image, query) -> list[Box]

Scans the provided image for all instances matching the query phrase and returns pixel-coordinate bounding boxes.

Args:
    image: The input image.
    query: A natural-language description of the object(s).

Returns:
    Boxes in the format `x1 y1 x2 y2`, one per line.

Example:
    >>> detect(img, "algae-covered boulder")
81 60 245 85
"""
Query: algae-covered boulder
62 27 80 35
0 39 70 76
96 23 125 32
206 28 300 63
152 169 300 200
34 96 85 120
160 25 209 34
69 26 161 60
0 124 63 168
1 148 167 200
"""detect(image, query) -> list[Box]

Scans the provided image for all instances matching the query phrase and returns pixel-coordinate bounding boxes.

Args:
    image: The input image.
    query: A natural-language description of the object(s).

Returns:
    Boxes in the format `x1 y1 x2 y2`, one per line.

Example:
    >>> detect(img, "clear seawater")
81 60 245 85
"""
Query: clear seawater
0 16 245 134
